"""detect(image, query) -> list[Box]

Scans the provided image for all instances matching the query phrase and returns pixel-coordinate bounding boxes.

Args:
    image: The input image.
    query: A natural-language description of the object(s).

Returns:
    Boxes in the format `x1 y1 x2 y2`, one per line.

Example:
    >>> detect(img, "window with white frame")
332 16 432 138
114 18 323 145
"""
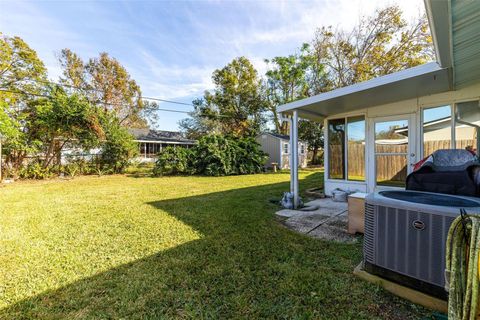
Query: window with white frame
283 143 289 154
422 105 452 157
300 144 305 154
422 101 479 157
327 115 365 181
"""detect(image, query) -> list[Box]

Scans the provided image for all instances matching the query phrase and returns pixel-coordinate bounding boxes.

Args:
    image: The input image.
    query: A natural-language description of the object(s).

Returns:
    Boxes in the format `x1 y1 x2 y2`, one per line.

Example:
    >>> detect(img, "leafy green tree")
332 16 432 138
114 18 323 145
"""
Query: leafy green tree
0 33 48 175
263 44 326 162
183 57 266 137
0 33 47 96
264 45 312 134
311 6 434 88
29 86 104 168
58 50 147 127
298 120 324 164
263 6 432 164
99 112 138 173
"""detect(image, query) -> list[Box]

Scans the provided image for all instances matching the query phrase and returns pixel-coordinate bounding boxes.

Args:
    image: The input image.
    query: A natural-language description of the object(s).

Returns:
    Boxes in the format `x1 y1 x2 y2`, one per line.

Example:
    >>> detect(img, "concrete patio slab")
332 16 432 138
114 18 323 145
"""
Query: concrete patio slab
275 209 300 218
308 218 357 243
284 213 332 233
276 197 357 243
304 198 348 210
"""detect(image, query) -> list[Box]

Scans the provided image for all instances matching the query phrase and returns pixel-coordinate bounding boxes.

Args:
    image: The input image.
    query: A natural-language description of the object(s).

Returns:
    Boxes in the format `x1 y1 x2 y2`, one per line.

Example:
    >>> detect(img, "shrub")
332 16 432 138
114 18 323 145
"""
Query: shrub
153 134 267 176
63 162 80 178
153 146 194 176
62 158 97 177
194 135 234 176
18 162 56 180
99 114 138 173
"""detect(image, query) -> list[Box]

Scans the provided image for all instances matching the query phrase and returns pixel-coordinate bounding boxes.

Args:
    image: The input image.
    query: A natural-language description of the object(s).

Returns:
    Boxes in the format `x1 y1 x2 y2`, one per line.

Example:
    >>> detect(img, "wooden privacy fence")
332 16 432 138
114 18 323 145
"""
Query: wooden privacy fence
328 139 476 181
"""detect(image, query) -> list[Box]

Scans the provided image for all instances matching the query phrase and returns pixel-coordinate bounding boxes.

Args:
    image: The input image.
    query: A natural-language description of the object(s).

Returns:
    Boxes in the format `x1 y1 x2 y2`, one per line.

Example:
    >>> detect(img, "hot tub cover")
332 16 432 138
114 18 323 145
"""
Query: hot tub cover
406 149 480 197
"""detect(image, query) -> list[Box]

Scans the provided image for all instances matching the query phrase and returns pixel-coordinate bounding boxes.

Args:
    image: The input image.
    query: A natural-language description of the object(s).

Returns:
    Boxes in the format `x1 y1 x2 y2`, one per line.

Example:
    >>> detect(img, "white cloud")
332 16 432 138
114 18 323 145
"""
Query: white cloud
131 50 214 99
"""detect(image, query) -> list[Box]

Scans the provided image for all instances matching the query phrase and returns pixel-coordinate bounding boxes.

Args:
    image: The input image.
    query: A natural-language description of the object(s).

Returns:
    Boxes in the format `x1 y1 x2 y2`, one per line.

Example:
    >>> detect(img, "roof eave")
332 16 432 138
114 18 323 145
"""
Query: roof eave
424 0 453 69
278 62 451 119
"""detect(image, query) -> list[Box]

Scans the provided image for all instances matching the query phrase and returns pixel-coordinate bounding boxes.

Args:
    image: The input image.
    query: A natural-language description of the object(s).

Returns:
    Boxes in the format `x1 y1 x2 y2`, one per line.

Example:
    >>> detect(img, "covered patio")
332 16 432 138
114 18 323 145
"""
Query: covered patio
279 0 480 208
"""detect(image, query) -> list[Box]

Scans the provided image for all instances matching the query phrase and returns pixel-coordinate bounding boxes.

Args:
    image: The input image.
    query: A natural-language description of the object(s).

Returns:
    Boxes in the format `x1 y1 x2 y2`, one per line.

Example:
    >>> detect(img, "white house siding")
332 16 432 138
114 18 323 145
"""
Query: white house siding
323 82 480 196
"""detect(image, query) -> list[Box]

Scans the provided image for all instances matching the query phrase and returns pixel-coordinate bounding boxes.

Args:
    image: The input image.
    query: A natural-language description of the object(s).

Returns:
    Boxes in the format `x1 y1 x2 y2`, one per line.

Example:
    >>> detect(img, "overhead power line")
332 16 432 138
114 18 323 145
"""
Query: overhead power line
0 88 193 115
16 78 195 107
0 88 230 118
141 96 193 106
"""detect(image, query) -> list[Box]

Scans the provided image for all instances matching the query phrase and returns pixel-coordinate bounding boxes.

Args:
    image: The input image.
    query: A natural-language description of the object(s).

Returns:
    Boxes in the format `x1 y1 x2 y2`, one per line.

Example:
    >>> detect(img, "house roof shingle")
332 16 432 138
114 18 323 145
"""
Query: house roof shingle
129 129 196 144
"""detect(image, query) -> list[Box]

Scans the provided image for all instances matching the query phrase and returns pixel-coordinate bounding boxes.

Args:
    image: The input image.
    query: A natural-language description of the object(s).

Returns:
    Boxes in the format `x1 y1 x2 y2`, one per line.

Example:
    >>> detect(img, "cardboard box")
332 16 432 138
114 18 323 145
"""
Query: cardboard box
348 192 367 234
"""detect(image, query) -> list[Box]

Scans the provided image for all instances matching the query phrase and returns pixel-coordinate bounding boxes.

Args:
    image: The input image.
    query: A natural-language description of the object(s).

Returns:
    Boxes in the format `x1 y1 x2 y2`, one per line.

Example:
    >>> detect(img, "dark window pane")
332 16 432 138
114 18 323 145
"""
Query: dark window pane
328 118 345 179
347 116 365 181
423 105 452 157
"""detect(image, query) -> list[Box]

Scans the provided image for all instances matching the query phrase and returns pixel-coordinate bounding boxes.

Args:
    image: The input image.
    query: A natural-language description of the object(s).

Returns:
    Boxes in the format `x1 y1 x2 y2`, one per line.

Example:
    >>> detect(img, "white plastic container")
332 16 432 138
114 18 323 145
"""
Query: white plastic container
332 189 348 202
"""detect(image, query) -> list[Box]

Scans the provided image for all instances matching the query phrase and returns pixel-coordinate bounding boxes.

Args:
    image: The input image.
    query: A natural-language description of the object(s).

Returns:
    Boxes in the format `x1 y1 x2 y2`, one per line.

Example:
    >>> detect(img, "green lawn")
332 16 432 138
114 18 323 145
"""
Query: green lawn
0 171 426 319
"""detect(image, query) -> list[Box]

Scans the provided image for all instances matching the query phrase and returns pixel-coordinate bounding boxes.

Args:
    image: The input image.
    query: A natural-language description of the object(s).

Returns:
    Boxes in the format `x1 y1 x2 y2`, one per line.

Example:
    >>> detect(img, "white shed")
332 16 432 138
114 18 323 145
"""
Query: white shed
256 132 308 169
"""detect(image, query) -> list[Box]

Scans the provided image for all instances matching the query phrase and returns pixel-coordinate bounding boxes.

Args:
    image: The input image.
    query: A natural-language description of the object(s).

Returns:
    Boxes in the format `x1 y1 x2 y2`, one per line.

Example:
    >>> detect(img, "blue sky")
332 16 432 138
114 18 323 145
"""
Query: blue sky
0 0 424 131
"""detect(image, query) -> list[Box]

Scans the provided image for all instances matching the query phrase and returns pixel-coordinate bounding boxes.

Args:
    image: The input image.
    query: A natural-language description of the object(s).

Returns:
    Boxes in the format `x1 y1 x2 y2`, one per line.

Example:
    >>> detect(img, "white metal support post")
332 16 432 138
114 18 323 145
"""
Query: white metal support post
289 117 294 194
292 110 299 208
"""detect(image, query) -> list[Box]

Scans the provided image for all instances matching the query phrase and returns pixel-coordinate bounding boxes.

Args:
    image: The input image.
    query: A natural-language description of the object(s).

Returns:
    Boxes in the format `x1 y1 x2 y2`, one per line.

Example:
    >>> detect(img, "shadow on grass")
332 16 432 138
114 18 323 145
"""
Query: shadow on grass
1 172 424 319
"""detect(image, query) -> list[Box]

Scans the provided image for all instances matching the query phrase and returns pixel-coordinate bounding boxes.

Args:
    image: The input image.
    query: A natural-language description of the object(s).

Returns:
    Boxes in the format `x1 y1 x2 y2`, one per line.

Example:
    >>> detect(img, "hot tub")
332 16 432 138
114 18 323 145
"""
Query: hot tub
379 190 480 207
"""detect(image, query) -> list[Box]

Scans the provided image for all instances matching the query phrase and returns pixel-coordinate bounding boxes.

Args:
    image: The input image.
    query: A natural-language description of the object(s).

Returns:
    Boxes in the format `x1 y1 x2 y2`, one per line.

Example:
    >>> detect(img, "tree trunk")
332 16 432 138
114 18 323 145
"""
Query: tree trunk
311 147 319 165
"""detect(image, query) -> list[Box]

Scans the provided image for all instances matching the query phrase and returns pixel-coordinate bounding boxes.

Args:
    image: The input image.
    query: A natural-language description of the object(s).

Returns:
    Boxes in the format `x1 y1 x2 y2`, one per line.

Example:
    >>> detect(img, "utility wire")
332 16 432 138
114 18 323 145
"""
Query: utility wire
0 88 193 114
0 88 230 118
4 79 235 118
14 78 194 107
16 79 194 107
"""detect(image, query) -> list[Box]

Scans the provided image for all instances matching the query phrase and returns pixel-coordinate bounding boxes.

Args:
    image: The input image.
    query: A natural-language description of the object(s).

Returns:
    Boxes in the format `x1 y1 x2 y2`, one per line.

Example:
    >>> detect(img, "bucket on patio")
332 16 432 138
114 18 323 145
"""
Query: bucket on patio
332 188 348 202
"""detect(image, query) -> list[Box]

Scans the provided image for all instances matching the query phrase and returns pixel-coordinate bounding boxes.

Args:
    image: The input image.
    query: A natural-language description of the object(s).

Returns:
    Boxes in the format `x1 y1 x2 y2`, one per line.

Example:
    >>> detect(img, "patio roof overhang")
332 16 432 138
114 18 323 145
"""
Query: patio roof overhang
277 62 452 121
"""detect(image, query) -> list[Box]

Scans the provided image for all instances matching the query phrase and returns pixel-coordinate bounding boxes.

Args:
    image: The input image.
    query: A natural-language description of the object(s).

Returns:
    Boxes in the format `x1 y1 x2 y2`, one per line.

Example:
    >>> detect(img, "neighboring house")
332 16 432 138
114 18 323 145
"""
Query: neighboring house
279 0 480 199
256 132 308 169
129 129 196 162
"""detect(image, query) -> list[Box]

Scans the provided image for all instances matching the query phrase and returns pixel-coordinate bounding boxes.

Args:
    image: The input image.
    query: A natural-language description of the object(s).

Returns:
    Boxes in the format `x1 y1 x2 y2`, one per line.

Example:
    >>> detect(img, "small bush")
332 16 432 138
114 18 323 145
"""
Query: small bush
19 162 56 180
153 146 194 176
63 162 80 178
62 158 96 177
